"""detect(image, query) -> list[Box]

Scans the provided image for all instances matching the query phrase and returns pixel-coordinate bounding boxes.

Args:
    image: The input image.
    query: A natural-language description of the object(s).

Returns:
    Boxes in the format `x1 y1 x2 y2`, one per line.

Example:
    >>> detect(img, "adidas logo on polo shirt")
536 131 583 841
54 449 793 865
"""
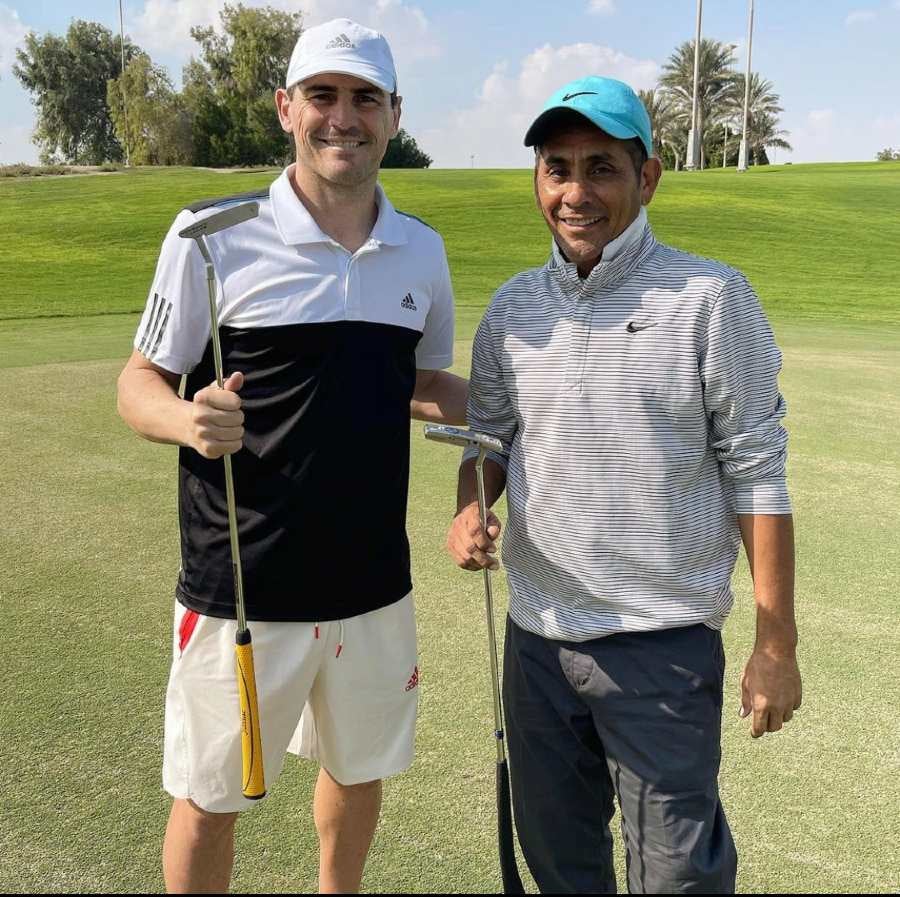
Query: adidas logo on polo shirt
325 33 355 49
401 292 417 311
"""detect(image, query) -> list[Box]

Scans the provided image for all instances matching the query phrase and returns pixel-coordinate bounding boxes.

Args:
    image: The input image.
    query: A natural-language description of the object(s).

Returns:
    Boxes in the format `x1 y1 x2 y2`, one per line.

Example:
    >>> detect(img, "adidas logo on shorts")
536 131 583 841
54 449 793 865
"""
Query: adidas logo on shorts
405 665 419 691
401 292 417 311
325 33 355 49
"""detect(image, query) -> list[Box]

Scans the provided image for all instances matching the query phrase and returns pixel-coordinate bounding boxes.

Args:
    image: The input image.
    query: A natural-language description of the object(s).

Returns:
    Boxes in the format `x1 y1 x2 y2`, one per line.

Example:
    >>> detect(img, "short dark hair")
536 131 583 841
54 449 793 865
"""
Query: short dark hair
286 83 398 106
624 137 648 180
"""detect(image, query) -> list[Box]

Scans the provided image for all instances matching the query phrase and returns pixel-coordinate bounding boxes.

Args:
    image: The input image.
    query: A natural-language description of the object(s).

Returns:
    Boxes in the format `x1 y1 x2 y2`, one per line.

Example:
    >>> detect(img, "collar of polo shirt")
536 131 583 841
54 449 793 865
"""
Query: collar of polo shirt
551 206 647 272
269 167 407 248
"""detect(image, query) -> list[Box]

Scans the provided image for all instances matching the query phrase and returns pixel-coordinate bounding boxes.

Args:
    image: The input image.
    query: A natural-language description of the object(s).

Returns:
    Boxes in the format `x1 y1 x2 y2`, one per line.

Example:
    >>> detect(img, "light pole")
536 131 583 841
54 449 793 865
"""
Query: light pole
685 0 703 171
118 0 130 167
737 0 754 172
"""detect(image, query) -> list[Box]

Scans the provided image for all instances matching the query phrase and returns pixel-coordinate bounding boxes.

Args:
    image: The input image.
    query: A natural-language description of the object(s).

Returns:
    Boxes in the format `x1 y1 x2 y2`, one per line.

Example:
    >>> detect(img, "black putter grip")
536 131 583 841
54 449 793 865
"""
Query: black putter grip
497 758 525 894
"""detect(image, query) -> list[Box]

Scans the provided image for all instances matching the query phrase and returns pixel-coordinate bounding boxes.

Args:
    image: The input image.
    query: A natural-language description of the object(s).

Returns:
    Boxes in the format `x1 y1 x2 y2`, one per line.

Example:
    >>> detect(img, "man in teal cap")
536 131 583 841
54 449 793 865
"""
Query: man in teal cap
443 76 801 892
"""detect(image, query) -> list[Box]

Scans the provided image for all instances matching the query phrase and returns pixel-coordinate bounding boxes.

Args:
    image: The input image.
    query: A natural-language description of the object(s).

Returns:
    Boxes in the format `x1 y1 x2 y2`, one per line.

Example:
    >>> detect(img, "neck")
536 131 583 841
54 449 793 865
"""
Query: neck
290 164 379 253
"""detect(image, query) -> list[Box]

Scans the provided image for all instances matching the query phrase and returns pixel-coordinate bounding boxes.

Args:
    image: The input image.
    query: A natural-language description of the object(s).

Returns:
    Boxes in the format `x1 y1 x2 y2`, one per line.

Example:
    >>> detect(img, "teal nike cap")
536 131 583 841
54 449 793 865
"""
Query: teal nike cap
523 76 653 156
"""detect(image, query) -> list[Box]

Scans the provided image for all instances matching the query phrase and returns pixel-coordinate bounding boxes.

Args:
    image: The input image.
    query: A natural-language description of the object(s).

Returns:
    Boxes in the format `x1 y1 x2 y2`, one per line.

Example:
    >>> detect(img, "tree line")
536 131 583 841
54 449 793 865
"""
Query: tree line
639 38 790 169
13 4 432 169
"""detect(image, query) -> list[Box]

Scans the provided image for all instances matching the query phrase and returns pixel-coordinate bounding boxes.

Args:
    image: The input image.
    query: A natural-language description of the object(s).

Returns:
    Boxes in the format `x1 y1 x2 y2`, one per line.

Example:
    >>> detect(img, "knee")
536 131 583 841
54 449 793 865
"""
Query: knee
175 799 238 845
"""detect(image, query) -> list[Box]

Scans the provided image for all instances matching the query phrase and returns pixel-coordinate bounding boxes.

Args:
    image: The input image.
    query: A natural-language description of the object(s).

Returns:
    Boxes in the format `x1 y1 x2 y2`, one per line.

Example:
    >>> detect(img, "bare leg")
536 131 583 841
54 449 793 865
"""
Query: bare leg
163 798 238 894
313 768 382 894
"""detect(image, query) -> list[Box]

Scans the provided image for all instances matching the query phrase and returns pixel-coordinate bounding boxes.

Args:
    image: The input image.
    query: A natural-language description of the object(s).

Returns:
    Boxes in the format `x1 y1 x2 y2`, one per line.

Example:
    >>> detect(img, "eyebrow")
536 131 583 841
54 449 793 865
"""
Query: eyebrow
541 151 618 166
301 83 383 97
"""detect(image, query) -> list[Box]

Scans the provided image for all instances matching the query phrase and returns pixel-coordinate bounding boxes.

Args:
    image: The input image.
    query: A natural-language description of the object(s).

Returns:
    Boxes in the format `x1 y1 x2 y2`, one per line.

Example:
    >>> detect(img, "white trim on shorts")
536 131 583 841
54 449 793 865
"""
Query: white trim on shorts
163 594 418 813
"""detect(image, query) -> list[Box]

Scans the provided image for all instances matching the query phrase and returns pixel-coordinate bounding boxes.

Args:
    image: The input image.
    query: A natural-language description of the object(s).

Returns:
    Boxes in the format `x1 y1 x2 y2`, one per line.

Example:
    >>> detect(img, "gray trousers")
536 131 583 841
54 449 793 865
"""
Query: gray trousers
503 618 737 894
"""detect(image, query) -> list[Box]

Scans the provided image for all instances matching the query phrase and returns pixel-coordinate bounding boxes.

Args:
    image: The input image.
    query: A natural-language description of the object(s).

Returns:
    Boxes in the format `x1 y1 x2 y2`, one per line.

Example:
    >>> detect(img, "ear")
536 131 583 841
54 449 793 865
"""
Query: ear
391 94 402 139
274 88 293 134
640 156 663 206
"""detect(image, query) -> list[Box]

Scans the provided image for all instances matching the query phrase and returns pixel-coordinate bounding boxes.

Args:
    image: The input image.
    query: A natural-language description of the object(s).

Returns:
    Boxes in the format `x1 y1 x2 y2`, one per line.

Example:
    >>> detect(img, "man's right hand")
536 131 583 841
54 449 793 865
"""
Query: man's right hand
447 501 502 571
189 371 245 459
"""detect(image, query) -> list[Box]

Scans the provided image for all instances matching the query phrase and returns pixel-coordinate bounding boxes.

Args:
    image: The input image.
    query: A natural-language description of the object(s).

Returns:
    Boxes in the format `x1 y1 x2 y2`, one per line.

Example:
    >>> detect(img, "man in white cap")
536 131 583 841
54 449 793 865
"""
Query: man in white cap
444 76 801 892
117 18 466 894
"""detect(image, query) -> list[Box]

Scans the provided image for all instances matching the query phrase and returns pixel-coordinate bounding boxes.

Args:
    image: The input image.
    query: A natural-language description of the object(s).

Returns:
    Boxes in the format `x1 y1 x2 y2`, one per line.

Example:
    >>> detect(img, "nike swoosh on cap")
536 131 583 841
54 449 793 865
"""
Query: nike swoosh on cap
562 91 597 102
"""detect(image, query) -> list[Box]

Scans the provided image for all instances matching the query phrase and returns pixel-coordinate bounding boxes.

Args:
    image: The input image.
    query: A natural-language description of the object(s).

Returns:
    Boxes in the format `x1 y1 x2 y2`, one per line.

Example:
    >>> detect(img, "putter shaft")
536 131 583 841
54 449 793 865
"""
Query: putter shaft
202 257 247 633
476 450 507 765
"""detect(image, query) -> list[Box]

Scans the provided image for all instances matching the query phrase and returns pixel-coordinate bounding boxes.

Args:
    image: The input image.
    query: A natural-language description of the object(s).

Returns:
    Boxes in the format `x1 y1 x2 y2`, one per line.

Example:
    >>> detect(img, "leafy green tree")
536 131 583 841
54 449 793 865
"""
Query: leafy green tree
660 38 737 169
184 3 302 166
876 147 899 161
381 129 432 168
107 54 192 165
14 20 140 164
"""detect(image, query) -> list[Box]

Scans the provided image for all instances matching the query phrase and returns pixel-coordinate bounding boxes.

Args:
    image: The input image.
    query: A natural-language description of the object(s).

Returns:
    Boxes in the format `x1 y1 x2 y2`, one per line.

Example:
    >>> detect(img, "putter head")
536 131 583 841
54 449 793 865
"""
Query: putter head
178 201 259 240
423 424 504 454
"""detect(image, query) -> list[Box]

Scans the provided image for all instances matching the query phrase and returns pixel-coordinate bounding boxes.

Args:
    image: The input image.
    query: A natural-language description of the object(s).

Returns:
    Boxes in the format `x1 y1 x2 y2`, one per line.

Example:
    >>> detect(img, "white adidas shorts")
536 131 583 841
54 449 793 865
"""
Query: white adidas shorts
163 594 418 813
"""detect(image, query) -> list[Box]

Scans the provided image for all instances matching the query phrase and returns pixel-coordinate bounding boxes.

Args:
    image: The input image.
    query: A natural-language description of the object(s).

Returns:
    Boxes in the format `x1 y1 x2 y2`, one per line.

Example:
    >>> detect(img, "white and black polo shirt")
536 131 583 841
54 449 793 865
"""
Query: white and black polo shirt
134 167 455 622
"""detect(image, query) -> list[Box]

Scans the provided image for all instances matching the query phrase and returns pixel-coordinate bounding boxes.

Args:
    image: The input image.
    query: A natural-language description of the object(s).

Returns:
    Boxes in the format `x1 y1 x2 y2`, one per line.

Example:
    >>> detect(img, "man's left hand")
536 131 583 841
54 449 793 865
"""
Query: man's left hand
739 648 802 738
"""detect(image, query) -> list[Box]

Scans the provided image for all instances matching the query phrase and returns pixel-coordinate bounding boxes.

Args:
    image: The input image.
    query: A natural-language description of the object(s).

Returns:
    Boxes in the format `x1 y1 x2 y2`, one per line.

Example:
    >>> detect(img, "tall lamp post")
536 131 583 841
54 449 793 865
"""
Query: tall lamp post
737 0 754 172
685 0 703 170
118 0 130 167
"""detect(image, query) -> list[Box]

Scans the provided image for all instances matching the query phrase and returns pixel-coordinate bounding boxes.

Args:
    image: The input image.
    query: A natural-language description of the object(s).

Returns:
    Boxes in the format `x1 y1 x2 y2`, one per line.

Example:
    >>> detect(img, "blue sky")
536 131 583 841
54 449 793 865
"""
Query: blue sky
2 0 899 166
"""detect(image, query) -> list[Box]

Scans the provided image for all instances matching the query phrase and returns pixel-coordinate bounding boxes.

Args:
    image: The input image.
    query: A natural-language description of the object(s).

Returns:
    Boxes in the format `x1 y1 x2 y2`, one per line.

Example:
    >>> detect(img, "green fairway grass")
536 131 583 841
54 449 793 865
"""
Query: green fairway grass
2 162 899 328
2 163 899 893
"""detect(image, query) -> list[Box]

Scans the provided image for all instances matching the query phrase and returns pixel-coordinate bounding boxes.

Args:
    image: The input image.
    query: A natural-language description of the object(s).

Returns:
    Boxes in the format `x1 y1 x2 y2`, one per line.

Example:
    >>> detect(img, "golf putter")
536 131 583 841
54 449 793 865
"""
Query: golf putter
424 424 525 895
179 202 265 800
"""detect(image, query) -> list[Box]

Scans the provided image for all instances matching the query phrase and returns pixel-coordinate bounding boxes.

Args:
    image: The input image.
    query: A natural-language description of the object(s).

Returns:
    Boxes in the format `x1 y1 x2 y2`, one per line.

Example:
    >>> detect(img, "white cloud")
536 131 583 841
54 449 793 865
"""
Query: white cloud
845 9 876 25
788 108 837 162
807 109 835 128
587 0 616 14
129 0 439 72
420 43 659 168
0 5 28 74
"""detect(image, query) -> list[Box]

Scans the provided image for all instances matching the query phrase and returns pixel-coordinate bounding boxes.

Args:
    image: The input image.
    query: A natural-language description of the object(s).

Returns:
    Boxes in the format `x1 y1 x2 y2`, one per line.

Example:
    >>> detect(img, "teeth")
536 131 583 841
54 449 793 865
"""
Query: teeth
562 218 601 226
321 139 363 147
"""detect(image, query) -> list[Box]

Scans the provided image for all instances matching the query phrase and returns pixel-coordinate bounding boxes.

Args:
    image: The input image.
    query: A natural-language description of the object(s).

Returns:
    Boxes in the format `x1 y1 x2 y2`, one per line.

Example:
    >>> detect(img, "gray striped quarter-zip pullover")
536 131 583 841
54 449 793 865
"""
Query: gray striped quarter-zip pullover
464 211 790 642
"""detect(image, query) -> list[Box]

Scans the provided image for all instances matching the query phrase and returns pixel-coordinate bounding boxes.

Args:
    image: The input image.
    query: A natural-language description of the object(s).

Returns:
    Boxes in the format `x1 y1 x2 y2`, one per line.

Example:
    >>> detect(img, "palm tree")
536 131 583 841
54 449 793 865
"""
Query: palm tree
748 111 792 165
660 38 736 169
637 88 683 168
728 73 791 165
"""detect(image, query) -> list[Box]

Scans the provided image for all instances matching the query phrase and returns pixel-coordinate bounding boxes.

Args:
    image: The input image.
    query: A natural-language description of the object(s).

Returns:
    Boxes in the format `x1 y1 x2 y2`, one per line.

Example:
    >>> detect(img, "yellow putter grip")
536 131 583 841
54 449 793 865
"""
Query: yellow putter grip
235 630 266 799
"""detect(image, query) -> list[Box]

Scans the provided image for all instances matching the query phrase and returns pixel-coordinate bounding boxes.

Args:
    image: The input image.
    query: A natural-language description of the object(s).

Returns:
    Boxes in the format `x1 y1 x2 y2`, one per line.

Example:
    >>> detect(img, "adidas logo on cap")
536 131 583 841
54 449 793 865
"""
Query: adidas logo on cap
325 33 355 49
285 19 397 93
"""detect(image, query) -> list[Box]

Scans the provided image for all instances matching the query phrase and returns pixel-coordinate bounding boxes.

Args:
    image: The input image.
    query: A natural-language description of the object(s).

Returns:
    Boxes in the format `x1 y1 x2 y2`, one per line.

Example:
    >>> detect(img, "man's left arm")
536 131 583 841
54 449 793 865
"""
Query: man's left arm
701 272 802 738
411 368 468 424
737 513 802 738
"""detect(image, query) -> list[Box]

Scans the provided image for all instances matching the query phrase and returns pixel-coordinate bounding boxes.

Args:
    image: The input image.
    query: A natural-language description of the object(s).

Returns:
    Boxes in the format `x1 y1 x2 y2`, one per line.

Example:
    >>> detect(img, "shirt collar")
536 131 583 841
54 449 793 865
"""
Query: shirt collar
550 206 647 270
270 166 407 247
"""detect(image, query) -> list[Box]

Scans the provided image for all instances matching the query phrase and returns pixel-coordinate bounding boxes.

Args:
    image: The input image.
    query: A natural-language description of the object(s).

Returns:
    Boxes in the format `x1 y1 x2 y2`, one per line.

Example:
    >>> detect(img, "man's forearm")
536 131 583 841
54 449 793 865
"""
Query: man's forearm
738 513 797 653
117 364 191 447
456 457 507 513
410 370 468 425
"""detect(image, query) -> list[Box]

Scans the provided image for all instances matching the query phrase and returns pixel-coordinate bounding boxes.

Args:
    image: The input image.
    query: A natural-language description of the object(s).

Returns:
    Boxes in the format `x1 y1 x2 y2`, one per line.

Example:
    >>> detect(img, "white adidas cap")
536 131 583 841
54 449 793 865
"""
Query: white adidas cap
285 18 397 94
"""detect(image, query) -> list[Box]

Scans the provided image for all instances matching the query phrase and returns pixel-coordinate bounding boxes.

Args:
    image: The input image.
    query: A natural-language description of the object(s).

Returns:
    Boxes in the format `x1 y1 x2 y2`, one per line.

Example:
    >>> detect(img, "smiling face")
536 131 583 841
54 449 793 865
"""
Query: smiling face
534 120 661 277
275 72 401 190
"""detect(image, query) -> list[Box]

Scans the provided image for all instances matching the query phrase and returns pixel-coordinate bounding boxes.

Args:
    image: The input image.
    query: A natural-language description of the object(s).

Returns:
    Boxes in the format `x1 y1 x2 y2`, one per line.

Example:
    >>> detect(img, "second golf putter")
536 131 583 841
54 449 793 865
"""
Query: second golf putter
423 424 525 895
179 201 266 800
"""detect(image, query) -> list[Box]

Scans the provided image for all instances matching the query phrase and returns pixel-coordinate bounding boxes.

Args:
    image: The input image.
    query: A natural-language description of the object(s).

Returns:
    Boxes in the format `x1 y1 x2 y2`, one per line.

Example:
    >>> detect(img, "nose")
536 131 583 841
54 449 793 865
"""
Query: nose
562 178 592 208
326 94 358 132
